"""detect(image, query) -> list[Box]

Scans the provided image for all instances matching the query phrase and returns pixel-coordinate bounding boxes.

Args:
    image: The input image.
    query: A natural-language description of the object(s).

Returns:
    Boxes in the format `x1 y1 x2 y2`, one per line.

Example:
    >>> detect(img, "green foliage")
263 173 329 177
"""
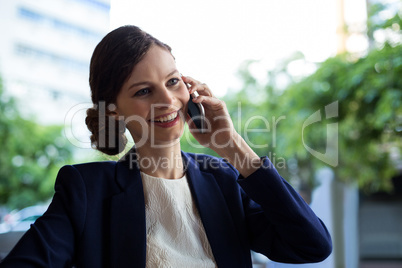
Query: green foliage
216 1 402 193
283 44 401 192
366 1 402 47
0 82 74 209
222 42 401 193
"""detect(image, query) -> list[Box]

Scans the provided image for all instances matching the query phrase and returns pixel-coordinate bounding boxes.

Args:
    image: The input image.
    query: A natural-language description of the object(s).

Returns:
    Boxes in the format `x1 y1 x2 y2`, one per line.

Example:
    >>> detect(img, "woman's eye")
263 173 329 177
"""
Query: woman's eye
134 88 150 97
167 78 179 86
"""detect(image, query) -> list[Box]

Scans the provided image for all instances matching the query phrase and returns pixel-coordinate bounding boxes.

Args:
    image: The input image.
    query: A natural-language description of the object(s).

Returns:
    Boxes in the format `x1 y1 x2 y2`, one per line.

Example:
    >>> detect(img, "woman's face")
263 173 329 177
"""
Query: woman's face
115 45 189 147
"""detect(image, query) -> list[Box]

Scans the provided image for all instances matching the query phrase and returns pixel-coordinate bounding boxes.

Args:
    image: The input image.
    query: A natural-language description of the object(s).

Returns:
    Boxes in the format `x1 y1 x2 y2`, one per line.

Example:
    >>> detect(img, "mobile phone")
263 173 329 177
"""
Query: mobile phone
187 92 206 133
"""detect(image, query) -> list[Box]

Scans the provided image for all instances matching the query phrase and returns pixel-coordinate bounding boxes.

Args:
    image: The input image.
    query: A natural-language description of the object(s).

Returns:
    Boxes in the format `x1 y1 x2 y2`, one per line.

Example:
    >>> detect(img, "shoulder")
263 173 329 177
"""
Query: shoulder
58 161 116 179
71 160 116 175
56 161 119 192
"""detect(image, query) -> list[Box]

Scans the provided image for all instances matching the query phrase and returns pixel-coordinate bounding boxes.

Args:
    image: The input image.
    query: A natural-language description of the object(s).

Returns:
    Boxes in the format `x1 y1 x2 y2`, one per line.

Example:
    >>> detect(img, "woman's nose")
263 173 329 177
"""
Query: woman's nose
154 87 175 108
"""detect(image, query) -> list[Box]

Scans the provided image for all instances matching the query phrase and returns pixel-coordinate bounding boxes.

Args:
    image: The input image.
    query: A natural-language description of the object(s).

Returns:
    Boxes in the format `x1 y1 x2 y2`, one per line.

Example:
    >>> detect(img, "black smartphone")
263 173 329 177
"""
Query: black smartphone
187 92 206 133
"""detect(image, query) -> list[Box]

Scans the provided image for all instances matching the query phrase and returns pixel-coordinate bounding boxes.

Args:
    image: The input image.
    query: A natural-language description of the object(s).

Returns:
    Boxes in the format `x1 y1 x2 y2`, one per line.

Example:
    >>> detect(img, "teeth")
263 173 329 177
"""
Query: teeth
154 112 178 123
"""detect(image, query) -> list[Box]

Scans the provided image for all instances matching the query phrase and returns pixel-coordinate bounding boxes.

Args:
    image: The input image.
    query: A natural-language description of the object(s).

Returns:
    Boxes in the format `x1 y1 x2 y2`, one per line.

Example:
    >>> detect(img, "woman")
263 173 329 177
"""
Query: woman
1 25 331 267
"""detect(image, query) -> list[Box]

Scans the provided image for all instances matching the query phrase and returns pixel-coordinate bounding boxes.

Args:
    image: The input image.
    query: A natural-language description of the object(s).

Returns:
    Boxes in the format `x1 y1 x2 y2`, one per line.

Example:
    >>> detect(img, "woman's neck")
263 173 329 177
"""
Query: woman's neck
135 141 184 179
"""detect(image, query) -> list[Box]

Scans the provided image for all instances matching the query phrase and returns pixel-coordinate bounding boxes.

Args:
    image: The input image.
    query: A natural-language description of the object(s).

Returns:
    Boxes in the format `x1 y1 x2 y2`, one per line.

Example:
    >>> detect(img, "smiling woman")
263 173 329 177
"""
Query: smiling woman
85 25 175 156
114 46 188 149
0 25 332 267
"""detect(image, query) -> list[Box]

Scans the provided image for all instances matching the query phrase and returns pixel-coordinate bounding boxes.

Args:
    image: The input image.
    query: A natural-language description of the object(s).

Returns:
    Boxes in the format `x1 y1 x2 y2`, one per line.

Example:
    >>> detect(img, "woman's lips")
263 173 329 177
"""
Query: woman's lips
151 111 179 123
149 110 181 128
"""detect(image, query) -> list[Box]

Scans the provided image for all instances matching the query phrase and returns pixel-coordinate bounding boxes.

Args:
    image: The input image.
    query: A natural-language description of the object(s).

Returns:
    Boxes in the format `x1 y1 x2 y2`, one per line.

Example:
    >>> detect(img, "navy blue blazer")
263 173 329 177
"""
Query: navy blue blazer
1 150 331 267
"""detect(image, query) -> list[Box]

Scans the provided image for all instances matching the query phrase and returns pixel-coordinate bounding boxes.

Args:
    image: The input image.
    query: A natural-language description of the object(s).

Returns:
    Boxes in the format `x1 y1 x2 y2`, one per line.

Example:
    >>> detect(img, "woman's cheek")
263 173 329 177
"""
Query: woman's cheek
177 84 189 101
181 83 190 95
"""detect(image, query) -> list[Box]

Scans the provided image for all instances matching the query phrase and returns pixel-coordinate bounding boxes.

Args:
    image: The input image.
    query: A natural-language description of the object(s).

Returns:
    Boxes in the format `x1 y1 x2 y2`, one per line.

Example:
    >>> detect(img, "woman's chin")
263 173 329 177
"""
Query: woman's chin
129 122 185 149
149 137 181 148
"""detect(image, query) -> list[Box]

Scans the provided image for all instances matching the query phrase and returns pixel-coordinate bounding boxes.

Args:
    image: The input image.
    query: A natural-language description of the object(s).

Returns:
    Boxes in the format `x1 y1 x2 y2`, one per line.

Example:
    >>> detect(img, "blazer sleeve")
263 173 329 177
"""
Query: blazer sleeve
0 165 87 267
237 156 332 263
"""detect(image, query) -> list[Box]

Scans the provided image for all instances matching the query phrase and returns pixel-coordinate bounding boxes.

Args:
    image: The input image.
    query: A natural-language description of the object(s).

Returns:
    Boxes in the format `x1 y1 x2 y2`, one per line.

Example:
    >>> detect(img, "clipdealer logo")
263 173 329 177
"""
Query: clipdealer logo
302 101 339 167
63 100 339 168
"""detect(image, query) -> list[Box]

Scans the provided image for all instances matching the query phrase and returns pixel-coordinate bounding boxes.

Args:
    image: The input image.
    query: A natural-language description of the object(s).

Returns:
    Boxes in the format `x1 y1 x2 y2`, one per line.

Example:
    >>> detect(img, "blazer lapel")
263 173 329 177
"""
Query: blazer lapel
109 150 146 268
182 152 247 267
108 149 247 267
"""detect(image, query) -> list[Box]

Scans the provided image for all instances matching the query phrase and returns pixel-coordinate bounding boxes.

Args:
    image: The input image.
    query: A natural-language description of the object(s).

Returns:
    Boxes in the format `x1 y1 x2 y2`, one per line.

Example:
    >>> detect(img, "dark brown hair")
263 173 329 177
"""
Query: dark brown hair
85 25 171 155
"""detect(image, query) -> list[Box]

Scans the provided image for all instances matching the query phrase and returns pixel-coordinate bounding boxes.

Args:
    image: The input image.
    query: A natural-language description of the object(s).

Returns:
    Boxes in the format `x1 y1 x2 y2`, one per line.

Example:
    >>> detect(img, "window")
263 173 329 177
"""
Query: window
17 7 103 40
18 7 45 22
72 0 110 12
15 44 88 72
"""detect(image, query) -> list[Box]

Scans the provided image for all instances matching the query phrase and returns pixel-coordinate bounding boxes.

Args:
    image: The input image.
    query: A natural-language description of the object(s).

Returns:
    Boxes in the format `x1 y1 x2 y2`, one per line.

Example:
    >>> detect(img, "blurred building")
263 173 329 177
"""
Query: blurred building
359 175 402 267
0 0 110 124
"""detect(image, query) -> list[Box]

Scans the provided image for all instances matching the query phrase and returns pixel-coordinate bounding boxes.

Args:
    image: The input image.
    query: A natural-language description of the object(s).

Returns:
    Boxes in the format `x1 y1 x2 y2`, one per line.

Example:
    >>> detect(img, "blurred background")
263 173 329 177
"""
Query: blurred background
0 0 401 267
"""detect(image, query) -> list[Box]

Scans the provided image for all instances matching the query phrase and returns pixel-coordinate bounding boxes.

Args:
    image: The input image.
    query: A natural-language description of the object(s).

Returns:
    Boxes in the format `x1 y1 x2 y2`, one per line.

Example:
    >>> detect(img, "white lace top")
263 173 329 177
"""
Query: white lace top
141 172 217 268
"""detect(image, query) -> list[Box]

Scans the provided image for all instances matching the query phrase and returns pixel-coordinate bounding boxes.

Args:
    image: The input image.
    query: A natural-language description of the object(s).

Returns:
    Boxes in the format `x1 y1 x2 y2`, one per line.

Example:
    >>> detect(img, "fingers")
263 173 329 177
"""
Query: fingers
182 75 225 110
182 76 213 97
191 95 226 110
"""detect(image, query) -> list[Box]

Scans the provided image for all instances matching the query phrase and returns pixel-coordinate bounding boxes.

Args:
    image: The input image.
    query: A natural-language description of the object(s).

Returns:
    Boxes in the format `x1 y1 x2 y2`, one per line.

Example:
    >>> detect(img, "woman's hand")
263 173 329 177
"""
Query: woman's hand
182 76 262 177
182 76 236 151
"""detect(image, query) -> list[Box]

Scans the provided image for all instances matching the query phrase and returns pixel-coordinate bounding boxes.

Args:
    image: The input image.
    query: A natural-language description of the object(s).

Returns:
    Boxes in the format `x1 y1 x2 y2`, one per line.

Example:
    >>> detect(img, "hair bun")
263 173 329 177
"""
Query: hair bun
85 107 127 155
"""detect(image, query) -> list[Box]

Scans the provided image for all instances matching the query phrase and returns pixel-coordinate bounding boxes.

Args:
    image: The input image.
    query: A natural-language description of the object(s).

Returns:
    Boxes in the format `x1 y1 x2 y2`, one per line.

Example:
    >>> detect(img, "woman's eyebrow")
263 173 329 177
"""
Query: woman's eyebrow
127 81 150 90
165 69 179 79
